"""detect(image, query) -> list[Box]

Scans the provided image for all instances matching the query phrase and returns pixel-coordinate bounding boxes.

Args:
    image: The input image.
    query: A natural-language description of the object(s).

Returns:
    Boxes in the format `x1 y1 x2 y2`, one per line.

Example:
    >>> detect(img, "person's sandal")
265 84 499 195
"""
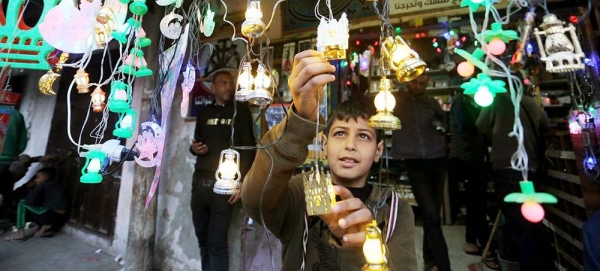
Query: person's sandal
484 254 501 270
4 231 27 242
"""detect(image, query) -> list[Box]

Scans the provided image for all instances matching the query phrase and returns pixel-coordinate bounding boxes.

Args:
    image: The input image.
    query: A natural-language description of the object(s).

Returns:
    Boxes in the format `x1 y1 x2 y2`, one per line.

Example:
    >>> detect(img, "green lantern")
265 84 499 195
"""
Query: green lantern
111 18 141 44
460 73 506 107
113 109 138 138
80 150 107 184
108 81 131 113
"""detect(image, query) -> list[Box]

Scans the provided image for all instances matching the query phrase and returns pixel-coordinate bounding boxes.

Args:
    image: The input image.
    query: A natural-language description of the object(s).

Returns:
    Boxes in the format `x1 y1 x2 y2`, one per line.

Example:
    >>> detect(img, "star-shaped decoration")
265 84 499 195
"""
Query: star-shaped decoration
504 181 558 204
460 0 487 12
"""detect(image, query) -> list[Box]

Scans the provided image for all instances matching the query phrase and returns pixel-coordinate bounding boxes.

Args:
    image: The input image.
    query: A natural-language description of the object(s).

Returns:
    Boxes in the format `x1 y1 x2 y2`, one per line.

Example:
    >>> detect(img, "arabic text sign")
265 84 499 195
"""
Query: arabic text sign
390 0 461 15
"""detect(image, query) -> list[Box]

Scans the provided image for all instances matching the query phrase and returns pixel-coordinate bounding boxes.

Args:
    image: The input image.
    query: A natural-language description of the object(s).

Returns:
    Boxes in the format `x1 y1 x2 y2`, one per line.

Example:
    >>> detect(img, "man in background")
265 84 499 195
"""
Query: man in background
189 69 255 271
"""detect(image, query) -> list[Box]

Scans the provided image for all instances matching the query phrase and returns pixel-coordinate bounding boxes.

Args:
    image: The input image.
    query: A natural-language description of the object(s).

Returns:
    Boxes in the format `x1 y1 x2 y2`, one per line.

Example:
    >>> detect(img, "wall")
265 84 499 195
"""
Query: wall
14 70 56 188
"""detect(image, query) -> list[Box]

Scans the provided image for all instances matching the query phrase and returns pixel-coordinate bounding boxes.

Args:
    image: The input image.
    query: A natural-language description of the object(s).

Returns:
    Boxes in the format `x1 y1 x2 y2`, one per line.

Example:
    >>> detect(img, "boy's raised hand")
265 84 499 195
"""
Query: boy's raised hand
288 50 336 122
319 185 374 248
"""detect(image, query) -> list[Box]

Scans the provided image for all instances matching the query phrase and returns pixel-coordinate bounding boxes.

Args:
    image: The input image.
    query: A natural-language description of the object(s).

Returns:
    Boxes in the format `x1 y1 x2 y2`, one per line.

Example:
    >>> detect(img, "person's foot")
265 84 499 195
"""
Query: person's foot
4 229 26 241
34 225 53 238
485 254 500 270
464 242 482 255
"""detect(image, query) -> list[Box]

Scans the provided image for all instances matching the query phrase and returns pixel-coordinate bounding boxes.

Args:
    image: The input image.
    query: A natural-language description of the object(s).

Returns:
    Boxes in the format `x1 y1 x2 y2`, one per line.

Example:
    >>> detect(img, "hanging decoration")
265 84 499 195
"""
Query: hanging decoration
108 81 132 113
304 168 335 215
316 12 349 60
38 0 101 54
38 70 61 95
160 12 184 40
455 48 489 77
74 69 91 93
362 220 389 271
510 12 536 70
181 63 196 117
90 87 107 112
248 64 273 105
369 78 401 130
236 62 253 102
80 150 108 184
113 109 138 139
504 181 558 223
482 22 519 56
241 0 266 39
381 36 427 82
533 13 586 73
460 74 507 107
134 120 163 167
0 0 60 70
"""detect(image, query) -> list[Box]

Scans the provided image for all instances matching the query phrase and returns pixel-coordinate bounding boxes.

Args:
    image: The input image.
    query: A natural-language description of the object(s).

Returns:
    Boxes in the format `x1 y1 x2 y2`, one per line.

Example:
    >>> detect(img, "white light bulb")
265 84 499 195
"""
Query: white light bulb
219 158 238 180
391 44 412 64
114 89 128 101
474 86 494 107
87 158 102 172
254 66 271 89
363 234 386 265
238 63 254 89
120 114 133 128
245 1 262 20
374 90 396 112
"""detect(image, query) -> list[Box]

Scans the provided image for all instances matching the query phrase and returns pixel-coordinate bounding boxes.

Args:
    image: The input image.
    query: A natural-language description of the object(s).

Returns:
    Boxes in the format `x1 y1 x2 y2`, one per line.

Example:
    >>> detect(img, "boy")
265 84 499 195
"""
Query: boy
5 167 68 241
242 50 416 271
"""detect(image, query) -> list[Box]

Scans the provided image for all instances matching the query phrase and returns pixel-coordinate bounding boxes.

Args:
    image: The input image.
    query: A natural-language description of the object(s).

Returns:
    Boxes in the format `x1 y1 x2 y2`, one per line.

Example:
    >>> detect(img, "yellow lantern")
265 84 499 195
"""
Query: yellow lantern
241 0 265 38
362 220 389 271
369 78 400 130
382 36 426 82
74 69 90 93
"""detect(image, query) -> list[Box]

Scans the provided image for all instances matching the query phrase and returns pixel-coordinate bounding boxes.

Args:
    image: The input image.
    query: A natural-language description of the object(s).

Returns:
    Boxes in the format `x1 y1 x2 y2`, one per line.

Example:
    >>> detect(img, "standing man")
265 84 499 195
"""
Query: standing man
392 73 451 271
189 69 255 271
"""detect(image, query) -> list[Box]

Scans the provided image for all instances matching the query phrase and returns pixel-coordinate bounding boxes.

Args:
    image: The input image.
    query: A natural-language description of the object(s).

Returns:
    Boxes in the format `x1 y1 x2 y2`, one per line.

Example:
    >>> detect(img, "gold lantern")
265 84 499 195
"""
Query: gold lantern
241 0 265 38
316 13 349 60
362 220 389 271
381 36 426 82
369 78 401 130
90 87 106 112
74 69 90 93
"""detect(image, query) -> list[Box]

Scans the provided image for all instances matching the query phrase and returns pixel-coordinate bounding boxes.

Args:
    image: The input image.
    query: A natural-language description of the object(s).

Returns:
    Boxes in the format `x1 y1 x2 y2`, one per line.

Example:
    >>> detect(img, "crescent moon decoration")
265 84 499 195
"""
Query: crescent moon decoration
180 63 196 117
134 120 163 167
38 70 61 95
160 12 183 40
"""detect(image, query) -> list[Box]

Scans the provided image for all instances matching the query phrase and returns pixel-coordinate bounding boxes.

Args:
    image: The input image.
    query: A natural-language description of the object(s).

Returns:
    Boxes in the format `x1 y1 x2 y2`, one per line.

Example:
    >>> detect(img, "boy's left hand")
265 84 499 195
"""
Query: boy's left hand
319 185 374 247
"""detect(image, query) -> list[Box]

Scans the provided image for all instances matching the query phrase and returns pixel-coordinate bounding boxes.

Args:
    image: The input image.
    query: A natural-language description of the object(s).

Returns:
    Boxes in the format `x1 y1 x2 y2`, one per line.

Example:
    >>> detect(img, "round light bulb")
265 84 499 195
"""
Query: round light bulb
219 158 238 179
120 114 133 128
245 1 262 20
457 62 475 77
363 236 386 264
114 89 128 101
521 201 545 223
87 158 102 172
488 38 506 55
474 86 494 107
374 90 396 112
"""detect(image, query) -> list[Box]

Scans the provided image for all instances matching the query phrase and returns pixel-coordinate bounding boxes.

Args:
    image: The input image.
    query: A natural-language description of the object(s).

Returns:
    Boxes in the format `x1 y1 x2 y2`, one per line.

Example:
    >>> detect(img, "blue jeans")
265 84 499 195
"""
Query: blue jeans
191 177 234 271
405 158 451 271
494 169 553 270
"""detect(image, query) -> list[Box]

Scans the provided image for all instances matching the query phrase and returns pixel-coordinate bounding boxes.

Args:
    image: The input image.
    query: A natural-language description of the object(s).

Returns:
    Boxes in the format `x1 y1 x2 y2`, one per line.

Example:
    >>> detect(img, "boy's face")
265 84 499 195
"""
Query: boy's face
34 172 48 185
323 117 383 188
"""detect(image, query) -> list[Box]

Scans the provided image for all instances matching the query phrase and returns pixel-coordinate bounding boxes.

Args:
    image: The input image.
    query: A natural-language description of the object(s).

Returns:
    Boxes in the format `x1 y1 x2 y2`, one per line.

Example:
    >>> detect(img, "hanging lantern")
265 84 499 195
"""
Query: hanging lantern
74 69 90 93
38 70 60 95
248 64 273 105
54 52 70 72
135 27 152 48
236 62 254 102
214 149 242 195
369 78 401 130
111 18 140 44
533 13 585 73
381 36 426 82
511 12 536 70
113 109 138 138
108 81 131 113
90 87 106 112
316 13 349 60
241 0 266 38
362 220 389 271
80 150 107 184
504 181 557 223
94 24 109 49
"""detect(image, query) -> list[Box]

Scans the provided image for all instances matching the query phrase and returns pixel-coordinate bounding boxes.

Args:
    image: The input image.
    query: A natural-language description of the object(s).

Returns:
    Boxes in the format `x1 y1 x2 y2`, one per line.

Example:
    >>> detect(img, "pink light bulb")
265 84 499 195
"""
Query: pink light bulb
521 201 545 223
488 38 506 56
457 62 475 77
114 90 128 101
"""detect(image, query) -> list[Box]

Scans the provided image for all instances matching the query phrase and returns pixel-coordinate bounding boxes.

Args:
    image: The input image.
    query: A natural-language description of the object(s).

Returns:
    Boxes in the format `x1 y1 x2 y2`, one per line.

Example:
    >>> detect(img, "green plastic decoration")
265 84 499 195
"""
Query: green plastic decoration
111 18 141 44
504 181 558 204
460 73 506 107
80 150 107 184
113 108 138 138
129 0 148 16
454 48 490 73
482 22 519 43
108 81 132 113
0 0 60 70
460 0 487 12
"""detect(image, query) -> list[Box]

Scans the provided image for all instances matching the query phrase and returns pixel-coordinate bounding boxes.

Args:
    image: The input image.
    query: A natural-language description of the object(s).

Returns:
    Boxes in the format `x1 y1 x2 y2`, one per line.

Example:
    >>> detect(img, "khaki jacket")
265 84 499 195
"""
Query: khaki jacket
242 107 417 271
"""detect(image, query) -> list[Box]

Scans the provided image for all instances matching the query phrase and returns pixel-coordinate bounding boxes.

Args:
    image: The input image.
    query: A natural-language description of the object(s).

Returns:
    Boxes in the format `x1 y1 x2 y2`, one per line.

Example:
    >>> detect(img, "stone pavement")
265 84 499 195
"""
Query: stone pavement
0 227 119 271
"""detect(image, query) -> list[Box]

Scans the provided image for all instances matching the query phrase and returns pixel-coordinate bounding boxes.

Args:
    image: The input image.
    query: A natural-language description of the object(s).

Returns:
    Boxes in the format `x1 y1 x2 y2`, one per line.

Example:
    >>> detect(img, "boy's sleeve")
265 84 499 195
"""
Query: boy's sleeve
387 200 417 271
241 105 324 240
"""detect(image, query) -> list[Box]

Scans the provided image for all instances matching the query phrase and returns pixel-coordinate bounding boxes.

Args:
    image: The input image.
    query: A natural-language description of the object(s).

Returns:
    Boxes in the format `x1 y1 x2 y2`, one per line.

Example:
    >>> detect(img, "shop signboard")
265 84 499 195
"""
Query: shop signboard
390 0 461 15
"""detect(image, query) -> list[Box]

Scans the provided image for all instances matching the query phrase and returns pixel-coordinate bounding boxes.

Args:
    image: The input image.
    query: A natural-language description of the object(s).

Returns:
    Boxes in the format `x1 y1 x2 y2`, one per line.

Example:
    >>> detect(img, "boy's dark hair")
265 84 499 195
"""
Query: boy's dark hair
37 167 57 181
323 99 383 143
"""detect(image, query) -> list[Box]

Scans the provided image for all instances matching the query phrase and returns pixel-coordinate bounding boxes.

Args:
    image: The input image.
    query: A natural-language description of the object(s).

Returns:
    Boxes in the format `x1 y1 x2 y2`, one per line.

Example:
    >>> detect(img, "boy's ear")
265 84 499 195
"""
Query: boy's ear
373 139 384 162
321 134 328 155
